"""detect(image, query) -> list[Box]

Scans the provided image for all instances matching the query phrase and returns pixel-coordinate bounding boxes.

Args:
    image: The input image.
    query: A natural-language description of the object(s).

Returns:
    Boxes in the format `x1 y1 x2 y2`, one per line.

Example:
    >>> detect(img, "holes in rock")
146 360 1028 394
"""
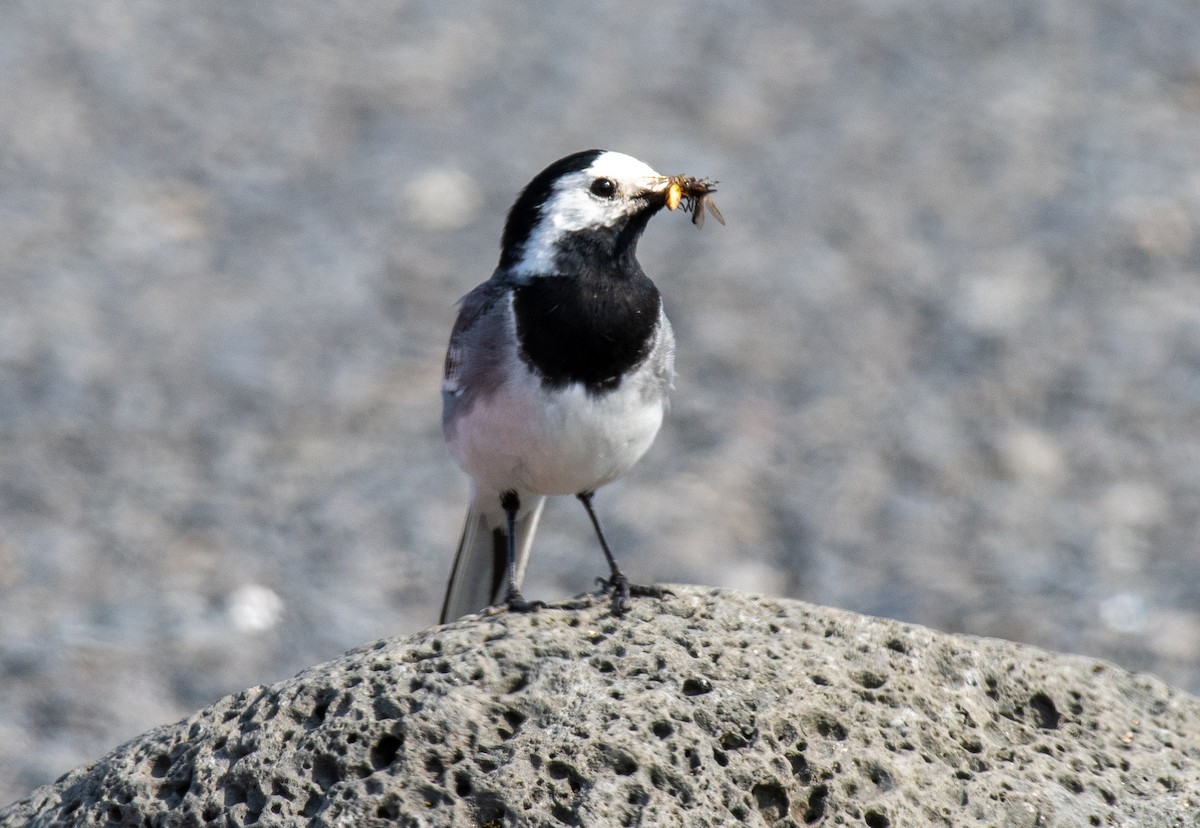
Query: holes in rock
425 754 445 781
855 670 886 690
712 749 729 767
751 781 788 822
548 761 585 793
376 797 401 820
154 766 192 805
720 730 752 750
865 809 890 827
652 721 673 739
245 785 267 820
684 747 701 771
811 675 830 686
371 734 403 770
803 784 829 823
866 763 892 791
608 751 638 776
647 765 665 789
312 753 341 791
155 783 183 806
1029 693 1060 730
503 709 527 733
506 672 530 694
455 771 473 797
107 805 123 822
474 791 507 824
550 803 582 826
224 782 248 807
681 677 712 696
308 696 332 729
1059 774 1084 794
373 696 406 721
149 754 171 778
884 638 907 654
815 717 847 741
787 753 811 783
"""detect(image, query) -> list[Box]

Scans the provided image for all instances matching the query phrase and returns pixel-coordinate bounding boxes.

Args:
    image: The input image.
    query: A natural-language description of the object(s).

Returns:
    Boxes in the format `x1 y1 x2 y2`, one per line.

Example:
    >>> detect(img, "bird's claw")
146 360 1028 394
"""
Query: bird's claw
501 590 546 615
596 575 671 616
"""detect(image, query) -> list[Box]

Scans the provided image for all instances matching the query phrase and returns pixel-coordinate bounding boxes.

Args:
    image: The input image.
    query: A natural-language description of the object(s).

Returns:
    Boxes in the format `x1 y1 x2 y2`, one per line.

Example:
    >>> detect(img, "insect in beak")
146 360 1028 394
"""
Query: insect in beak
665 181 684 212
661 175 724 229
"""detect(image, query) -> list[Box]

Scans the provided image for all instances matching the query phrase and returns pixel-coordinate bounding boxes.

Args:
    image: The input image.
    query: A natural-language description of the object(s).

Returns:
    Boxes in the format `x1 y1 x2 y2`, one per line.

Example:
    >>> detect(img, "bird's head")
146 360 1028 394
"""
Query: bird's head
499 150 675 275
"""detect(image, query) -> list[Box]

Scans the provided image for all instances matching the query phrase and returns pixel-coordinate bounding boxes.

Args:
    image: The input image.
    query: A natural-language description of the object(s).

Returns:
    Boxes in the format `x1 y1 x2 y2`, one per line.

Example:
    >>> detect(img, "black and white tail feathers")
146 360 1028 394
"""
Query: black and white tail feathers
439 487 545 623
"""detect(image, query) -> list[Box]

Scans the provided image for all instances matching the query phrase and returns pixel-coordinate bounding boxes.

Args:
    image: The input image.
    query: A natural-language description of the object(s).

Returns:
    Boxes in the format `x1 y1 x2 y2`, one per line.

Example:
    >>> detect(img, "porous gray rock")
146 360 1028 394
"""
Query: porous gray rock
4 587 1198 827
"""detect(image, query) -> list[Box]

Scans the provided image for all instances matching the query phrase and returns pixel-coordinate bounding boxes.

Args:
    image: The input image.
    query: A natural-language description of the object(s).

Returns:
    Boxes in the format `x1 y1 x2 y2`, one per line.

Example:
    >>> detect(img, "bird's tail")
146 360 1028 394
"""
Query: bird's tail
439 488 546 624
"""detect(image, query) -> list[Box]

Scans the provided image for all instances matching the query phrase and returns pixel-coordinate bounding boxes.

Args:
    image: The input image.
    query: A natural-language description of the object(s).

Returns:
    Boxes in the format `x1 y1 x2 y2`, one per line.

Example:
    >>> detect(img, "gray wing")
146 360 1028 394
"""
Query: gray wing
649 306 676 392
442 276 516 433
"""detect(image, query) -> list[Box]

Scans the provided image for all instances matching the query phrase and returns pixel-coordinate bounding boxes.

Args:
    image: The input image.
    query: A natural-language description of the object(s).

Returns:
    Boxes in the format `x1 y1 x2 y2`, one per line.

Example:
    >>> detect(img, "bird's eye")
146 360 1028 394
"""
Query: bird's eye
590 178 616 198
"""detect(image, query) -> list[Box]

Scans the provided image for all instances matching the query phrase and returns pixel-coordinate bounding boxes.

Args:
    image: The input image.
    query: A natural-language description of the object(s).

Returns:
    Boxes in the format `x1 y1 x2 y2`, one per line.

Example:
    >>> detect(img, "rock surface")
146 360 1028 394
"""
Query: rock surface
5 0 1200 802
3 587 1198 827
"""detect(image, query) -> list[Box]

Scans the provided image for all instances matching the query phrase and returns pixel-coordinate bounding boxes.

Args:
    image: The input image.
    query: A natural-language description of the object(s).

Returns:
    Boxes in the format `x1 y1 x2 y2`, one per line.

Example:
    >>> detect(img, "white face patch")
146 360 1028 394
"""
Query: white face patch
513 151 665 276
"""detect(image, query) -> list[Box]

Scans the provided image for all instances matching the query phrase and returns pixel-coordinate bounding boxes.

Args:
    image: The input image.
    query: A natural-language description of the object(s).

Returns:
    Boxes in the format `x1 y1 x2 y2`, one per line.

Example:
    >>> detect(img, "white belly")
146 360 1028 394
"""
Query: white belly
448 368 666 496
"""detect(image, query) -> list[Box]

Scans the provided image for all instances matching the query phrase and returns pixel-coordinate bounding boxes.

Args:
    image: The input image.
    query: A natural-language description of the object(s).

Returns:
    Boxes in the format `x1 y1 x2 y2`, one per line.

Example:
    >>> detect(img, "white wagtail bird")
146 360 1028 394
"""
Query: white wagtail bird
438 149 720 623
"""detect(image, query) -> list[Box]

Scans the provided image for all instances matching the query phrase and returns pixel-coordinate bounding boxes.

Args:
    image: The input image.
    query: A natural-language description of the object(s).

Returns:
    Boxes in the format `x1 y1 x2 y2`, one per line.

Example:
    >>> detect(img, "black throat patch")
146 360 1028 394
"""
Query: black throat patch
512 226 661 395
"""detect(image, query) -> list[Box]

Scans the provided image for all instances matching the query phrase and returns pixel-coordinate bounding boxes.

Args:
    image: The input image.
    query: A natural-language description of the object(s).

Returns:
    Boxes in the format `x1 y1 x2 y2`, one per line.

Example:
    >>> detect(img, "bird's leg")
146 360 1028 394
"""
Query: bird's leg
577 491 670 615
499 490 543 614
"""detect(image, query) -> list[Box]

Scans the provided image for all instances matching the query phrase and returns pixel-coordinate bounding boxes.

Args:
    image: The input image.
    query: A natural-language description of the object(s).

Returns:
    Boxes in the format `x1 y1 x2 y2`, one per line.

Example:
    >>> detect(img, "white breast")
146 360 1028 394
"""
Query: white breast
447 351 668 497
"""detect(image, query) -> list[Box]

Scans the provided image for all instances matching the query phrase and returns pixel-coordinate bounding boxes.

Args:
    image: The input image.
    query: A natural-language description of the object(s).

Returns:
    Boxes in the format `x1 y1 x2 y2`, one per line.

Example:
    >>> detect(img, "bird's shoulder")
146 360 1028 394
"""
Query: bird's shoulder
443 271 521 395
448 270 525 341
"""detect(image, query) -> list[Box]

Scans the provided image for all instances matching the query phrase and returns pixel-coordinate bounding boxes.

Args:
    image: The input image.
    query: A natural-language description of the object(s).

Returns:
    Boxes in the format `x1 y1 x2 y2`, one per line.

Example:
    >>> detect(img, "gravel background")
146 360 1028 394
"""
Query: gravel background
2 0 1199 805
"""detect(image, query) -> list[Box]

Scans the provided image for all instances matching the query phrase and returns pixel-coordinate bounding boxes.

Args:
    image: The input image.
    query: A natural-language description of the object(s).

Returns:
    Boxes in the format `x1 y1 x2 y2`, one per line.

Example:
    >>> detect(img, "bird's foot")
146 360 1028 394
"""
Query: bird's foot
501 589 546 615
596 574 672 616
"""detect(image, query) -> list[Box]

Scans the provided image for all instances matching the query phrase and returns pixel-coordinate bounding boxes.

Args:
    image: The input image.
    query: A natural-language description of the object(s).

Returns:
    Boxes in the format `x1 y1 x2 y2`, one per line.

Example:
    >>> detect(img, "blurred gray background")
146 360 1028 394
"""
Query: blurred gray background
3 0 1199 804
